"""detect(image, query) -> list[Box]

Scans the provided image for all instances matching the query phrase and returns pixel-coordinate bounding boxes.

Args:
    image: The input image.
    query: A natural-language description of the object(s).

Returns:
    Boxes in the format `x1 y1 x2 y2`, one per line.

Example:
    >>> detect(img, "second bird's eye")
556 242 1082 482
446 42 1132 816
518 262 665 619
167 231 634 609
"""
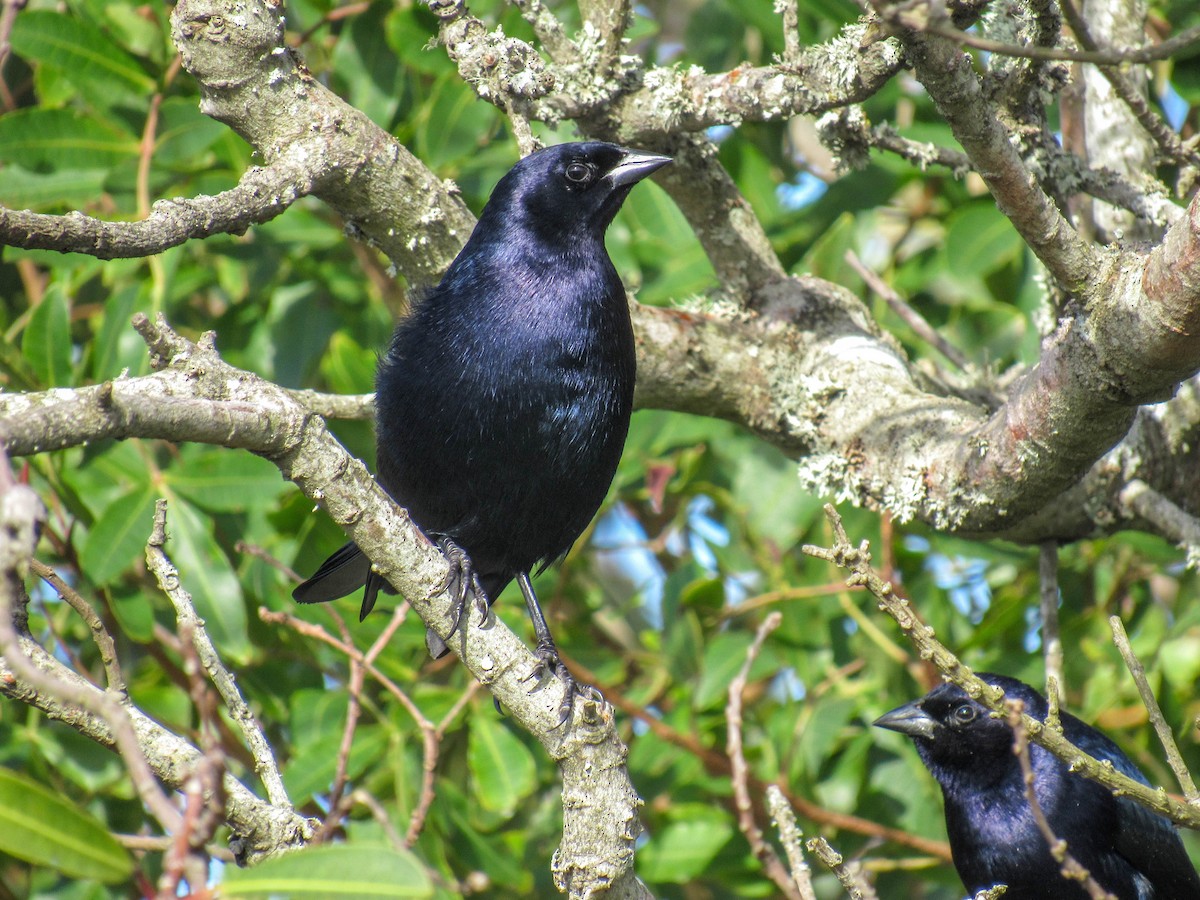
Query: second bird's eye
565 161 593 184
952 704 978 725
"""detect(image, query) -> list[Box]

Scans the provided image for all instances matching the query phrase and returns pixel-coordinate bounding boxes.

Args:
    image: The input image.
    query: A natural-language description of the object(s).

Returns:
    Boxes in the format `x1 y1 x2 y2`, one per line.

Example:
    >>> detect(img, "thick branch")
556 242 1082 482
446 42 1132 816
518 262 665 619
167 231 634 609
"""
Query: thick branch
0 162 310 258
172 0 475 289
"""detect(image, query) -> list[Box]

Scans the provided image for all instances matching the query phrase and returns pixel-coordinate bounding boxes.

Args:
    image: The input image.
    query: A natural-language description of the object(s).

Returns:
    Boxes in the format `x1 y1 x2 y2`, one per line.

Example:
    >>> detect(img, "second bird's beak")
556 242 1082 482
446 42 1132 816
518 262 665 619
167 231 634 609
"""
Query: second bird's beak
874 701 940 740
607 150 672 188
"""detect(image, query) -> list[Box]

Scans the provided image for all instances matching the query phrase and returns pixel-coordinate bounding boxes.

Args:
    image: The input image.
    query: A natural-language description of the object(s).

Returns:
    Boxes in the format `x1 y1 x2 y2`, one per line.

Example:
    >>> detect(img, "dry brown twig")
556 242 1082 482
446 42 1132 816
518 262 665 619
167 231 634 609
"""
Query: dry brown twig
29 557 126 694
259 605 481 846
146 499 291 811
0 456 187 868
1006 701 1118 900
725 611 804 900
318 604 410 841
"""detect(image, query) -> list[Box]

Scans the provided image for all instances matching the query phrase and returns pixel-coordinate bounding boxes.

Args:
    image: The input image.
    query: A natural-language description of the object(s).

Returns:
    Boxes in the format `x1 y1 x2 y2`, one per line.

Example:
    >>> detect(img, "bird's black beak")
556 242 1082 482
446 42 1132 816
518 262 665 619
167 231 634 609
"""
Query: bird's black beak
607 150 672 188
874 701 940 739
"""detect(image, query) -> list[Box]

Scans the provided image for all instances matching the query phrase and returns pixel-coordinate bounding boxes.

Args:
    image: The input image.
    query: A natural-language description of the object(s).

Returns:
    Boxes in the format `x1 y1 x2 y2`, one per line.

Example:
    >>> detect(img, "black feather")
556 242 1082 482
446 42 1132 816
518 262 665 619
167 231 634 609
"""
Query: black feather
875 673 1200 899
294 142 670 717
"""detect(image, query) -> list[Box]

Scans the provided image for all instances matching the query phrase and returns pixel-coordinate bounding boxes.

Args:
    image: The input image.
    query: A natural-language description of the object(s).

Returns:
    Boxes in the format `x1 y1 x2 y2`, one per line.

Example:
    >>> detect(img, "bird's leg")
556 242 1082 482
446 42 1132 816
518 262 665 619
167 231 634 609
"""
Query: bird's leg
516 571 603 724
431 535 488 636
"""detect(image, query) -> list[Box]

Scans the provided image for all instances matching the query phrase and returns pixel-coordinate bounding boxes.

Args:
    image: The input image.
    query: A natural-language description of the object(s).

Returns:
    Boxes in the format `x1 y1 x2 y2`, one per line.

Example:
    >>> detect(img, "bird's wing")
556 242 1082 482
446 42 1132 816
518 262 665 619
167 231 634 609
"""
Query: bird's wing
1111 793 1200 899
1066 720 1200 898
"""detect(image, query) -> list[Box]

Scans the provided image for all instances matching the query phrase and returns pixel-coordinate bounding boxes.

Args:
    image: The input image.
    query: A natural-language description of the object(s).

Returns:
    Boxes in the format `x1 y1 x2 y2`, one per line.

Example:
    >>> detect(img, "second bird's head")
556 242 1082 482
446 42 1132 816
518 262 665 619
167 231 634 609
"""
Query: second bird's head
480 142 672 242
874 673 1047 773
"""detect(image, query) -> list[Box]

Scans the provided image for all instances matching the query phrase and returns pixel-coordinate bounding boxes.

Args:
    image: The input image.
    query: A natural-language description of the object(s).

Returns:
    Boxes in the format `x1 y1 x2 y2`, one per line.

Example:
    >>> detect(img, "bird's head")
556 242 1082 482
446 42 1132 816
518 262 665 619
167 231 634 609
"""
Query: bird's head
874 673 1048 773
480 142 672 243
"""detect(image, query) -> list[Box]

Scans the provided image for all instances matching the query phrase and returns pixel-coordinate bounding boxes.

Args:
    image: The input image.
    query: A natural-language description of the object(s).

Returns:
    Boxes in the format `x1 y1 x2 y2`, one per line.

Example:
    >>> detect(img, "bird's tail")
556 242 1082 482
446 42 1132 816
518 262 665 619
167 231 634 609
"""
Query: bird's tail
292 541 395 621
296 542 513 659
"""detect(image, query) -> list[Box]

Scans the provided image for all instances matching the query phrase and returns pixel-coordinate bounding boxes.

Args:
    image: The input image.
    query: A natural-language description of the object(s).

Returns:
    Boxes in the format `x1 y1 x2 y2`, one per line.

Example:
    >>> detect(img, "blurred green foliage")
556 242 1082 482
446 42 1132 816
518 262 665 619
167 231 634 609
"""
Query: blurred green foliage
2 0 1200 897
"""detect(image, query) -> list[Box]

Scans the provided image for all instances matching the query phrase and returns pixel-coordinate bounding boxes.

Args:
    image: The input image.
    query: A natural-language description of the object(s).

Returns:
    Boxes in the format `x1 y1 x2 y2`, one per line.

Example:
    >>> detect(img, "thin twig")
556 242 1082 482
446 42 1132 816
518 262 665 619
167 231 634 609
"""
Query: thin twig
319 605 410 840
1119 479 1200 570
1006 701 1117 900
892 12 1200 67
0 472 183 839
1038 541 1063 705
508 0 574 60
114 833 236 863
1109 616 1200 805
726 612 803 900
718 580 861 620
29 558 126 694
776 0 802 65
1059 0 1199 169
765 786 819 900
258 605 474 846
564 654 953 860
348 789 406 850
295 1 371 45
159 622 226 899
234 541 304 583
806 836 878 899
845 250 972 372
282 388 374 421
146 500 291 810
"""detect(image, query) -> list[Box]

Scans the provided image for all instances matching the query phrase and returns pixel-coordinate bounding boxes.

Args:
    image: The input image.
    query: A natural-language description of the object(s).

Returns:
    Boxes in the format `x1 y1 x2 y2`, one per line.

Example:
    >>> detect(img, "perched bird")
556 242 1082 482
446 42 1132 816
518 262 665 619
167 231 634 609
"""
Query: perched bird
875 673 1200 899
294 142 670 720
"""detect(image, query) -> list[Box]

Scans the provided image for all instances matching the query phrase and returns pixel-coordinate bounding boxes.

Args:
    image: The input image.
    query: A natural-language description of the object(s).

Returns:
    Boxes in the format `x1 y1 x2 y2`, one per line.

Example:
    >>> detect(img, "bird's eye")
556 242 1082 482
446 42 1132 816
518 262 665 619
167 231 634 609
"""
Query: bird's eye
952 704 978 725
565 161 593 184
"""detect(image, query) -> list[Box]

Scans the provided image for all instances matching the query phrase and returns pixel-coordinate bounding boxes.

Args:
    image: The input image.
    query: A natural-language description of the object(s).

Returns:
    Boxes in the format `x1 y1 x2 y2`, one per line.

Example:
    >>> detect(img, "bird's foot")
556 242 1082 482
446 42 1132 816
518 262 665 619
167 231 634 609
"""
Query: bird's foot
432 535 488 637
520 642 604 726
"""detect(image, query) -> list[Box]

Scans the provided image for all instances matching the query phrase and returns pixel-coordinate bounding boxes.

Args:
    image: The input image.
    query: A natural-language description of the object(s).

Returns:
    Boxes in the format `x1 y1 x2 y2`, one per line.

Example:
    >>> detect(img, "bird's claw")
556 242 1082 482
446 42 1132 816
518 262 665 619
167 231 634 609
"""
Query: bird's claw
432 536 488 637
521 643 603 726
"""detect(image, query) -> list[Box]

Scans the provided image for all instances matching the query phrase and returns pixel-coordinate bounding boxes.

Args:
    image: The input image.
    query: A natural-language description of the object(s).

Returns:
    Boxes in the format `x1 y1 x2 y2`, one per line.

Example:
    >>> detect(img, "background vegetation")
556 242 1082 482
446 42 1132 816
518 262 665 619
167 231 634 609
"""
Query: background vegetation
2 0 1200 897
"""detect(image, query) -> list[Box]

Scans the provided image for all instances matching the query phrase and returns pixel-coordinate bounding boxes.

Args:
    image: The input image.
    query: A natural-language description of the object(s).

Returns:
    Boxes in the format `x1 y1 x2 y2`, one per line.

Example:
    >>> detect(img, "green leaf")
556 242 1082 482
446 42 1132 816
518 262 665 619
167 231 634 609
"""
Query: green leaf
220 844 433 898
639 810 734 883
0 108 137 172
166 447 287 513
0 166 108 210
22 283 72 386
79 485 157 585
468 715 537 816
283 725 388 804
943 202 1024 280
153 97 228 167
163 497 250 660
89 284 141 380
0 768 133 883
10 11 156 100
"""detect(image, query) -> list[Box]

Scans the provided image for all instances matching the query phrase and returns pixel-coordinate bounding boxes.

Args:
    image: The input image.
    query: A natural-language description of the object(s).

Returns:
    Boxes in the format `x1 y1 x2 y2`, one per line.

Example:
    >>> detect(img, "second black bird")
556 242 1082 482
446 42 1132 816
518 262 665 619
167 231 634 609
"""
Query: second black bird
294 142 670 720
875 673 1200 899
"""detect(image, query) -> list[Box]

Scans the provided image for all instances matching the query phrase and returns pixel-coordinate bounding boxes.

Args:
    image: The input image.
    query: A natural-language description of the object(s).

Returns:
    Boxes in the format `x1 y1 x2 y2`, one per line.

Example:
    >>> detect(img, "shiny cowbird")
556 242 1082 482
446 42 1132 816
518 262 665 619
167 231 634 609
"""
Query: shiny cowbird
294 142 670 721
875 673 1200 899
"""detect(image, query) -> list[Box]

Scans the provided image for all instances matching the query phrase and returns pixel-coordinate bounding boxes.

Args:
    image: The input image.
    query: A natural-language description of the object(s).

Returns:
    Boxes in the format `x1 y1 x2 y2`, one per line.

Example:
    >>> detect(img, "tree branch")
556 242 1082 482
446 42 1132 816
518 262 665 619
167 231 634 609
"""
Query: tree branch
0 161 312 258
2 314 648 898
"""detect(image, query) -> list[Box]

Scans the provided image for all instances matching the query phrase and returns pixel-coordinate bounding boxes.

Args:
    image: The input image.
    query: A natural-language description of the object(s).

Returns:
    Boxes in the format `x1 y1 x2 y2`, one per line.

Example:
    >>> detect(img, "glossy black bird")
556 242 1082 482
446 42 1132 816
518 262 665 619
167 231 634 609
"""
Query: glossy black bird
875 673 1200 899
294 142 670 719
